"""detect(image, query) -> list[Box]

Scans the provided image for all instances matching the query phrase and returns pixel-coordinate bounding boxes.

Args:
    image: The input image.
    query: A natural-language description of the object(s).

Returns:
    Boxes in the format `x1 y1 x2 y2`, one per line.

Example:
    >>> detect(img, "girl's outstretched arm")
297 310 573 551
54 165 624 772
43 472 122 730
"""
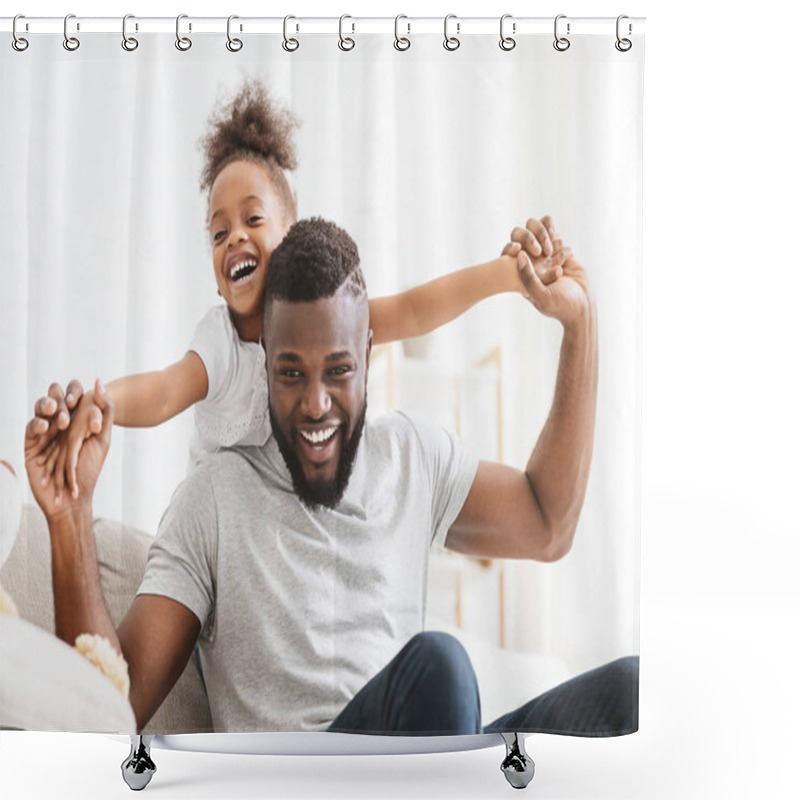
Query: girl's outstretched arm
38 353 209 500
108 351 209 427
368 256 522 345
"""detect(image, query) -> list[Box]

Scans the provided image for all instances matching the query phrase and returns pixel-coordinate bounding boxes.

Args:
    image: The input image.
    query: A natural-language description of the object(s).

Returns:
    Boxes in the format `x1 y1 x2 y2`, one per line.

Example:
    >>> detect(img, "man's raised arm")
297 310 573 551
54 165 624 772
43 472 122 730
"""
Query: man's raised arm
445 216 598 562
24 380 201 730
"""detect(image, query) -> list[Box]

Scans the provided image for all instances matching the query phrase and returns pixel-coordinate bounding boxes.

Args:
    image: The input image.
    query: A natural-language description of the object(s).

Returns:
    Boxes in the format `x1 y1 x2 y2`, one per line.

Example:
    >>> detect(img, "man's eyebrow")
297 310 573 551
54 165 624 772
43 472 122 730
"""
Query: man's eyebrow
325 351 353 362
275 352 302 363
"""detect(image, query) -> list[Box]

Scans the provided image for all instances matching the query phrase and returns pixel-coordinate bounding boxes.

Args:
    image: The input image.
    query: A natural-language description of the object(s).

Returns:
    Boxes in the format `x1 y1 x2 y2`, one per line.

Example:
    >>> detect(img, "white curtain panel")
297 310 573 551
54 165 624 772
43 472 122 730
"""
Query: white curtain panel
1 32 642 687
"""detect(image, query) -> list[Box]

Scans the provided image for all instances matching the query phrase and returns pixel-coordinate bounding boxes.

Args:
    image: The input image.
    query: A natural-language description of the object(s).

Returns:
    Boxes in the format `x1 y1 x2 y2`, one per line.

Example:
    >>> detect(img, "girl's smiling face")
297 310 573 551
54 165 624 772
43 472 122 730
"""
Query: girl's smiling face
208 160 291 340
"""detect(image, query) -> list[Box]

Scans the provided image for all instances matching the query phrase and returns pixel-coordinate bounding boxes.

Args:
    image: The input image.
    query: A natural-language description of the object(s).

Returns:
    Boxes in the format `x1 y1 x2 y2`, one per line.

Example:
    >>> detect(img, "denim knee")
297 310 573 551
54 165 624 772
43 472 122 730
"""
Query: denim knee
406 632 479 699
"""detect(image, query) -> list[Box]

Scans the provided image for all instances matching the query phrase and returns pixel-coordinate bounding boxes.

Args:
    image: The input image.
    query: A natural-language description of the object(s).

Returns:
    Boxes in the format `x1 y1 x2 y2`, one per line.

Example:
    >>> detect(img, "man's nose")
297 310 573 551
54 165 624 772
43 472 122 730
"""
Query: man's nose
301 379 332 419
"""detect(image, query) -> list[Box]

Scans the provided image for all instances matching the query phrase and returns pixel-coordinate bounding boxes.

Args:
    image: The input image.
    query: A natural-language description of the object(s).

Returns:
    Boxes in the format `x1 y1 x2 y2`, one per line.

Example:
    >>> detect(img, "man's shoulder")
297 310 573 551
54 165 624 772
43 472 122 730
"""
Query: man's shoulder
365 410 450 458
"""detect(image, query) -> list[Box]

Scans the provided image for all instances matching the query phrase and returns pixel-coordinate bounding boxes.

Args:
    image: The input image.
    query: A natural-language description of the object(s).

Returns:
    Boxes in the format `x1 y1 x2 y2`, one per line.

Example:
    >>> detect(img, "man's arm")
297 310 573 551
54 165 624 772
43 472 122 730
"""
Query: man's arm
445 217 598 562
25 380 201 730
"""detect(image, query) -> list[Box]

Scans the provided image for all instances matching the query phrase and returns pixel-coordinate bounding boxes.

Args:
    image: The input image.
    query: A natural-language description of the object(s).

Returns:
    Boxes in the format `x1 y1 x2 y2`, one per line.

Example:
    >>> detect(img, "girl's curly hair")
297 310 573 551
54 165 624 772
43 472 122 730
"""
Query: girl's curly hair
199 79 299 221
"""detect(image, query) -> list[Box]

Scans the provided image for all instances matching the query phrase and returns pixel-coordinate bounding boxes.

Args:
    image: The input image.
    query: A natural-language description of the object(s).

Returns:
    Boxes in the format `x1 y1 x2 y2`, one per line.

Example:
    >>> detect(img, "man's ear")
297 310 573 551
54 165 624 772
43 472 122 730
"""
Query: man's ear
365 329 373 371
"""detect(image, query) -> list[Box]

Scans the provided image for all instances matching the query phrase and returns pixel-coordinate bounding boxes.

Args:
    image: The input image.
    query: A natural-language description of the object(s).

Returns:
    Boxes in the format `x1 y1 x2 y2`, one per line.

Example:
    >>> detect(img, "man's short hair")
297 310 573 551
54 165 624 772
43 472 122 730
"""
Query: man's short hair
264 217 367 315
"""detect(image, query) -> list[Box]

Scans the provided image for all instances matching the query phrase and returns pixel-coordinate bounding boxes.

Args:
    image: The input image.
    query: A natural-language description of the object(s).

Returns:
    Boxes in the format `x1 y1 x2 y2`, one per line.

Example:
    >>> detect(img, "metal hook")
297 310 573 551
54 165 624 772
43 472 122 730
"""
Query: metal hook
282 15 299 52
553 14 570 52
499 14 516 51
338 14 355 51
176 14 192 51
443 14 460 51
394 14 411 51
226 15 243 52
12 14 29 51
122 14 138 51
615 15 632 52
63 13 80 51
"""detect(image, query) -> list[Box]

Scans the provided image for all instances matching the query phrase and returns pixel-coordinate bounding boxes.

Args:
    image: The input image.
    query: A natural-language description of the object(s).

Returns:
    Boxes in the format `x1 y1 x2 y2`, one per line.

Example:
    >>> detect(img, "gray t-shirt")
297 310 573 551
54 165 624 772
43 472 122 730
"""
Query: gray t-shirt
137 411 479 733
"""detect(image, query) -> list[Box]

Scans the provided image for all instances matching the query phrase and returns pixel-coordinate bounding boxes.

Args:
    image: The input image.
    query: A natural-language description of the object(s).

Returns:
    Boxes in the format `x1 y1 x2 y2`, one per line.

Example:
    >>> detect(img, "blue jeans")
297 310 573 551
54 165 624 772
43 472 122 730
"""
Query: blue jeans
327 632 638 737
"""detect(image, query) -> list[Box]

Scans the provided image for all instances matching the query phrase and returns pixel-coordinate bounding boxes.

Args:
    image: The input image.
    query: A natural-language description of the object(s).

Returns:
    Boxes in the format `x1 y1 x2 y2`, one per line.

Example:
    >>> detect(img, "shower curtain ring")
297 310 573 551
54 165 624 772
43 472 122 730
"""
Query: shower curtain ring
338 15 355 51
553 14 570 52
499 14 516 51
12 15 29 51
226 15 243 52
394 15 411 51
122 14 139 51
615 15 632 52
63 13 80 51
283 15 299 52
443 14 460 51
176 14 192 51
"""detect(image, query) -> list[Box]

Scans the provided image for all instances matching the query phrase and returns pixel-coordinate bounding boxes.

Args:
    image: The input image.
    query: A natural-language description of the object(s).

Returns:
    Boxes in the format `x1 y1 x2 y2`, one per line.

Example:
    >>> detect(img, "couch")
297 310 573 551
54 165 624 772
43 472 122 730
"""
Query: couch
0 504 212 734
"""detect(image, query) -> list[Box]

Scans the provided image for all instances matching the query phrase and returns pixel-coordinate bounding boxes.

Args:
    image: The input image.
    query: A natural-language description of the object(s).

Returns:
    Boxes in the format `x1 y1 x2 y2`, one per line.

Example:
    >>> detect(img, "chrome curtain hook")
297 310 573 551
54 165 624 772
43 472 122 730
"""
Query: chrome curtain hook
122 14 139 51
553 14 570 52
226 15 243 51
338 14 355 51
615 15 632 52
443 14 460 51
176 14 192 51
499 14 516 51
282 15 299 52
63 13 80 51
394 14 410 51
12 14 29 51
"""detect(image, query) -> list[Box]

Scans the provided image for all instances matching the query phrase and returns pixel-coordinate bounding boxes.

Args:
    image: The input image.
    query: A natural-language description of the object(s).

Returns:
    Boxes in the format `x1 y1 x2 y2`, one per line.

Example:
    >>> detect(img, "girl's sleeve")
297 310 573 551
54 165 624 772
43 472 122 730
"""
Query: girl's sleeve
188 306 235 410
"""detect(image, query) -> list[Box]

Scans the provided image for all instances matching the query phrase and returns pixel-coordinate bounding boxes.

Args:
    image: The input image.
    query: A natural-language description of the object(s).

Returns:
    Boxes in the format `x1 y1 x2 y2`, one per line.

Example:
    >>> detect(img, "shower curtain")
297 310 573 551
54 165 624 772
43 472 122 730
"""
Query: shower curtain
0 19 643 741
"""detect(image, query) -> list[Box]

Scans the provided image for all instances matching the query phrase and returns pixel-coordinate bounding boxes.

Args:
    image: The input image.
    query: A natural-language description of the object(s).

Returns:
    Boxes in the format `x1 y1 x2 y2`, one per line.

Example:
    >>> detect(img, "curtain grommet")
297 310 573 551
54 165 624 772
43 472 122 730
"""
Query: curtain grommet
63 13 80 51
226 15 243 52
176 14 192 51
338 14 355 51
282 15 299 52
499 14 516 51
12 15 29 51
443 14 460 51
394 14 411 51
553 14 570 52
121 14 139 51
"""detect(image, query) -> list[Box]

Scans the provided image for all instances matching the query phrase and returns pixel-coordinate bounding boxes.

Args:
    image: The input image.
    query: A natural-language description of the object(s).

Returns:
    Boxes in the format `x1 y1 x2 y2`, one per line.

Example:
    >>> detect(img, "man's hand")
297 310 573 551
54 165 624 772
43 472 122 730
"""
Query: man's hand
36 388 103 500
510 216 594 327
25 379 114 519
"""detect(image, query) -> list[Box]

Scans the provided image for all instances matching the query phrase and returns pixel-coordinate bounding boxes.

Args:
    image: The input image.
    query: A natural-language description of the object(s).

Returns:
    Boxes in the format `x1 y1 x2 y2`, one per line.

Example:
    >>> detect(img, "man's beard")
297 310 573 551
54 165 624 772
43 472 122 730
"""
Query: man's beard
269 398 367 511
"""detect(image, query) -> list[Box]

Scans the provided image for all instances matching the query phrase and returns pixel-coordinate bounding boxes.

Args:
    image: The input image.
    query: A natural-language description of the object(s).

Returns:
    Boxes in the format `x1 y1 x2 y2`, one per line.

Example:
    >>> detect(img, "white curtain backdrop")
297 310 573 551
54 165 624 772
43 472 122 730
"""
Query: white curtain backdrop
1 32 642 685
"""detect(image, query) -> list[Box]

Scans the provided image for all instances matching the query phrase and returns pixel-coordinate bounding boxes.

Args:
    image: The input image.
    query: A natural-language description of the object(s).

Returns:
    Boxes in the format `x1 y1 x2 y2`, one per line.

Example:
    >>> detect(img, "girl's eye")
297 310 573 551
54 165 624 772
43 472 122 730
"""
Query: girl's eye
329 366 352 377
248 216 262 225
213 230 227 243
280 369 301 379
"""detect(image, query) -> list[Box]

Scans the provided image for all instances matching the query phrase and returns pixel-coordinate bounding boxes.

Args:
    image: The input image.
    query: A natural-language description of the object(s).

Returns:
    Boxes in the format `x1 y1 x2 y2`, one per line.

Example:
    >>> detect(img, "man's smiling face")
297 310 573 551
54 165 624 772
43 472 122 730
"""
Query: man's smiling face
265 289 371 510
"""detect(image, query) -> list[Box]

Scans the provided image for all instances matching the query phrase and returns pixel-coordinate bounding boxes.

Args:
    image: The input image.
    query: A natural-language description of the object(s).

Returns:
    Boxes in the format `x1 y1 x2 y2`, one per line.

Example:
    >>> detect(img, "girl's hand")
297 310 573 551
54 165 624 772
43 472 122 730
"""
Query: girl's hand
502 215 564 288
35 382 103 501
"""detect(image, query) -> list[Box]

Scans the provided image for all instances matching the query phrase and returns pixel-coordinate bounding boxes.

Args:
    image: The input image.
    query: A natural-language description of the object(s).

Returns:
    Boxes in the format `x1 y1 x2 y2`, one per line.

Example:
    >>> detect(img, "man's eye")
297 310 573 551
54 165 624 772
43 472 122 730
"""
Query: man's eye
248 216 262 225
213 230 227 243
280 369 301 379
329 366 352 377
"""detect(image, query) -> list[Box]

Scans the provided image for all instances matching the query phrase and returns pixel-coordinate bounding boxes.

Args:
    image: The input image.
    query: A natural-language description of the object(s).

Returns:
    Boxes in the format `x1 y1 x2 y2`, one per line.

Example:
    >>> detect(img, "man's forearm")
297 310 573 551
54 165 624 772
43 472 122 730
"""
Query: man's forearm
526 303 598 555
48 502 121 652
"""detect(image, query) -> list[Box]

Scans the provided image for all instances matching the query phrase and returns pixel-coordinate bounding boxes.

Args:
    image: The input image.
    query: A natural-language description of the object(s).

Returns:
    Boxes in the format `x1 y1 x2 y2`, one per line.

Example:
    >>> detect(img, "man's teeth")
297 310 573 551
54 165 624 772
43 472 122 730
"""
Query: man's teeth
230 259 257 281
300 427 337 445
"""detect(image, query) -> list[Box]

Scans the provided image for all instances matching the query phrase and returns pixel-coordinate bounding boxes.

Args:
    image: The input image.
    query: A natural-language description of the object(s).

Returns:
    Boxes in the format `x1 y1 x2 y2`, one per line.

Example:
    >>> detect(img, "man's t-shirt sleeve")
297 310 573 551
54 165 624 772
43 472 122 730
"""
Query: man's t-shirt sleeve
401 413 479 549
136 467 218 635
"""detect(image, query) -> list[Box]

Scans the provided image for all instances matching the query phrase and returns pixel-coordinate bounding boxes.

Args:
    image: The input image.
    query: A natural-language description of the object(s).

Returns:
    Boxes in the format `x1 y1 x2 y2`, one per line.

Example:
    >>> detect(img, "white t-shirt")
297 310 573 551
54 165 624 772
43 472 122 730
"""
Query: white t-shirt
137 411 479 733
188 305 271 466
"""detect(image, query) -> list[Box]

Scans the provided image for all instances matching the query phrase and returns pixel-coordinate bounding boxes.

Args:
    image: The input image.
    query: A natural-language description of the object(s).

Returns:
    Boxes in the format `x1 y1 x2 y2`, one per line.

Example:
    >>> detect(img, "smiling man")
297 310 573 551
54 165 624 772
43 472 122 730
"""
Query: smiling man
25 216 637 740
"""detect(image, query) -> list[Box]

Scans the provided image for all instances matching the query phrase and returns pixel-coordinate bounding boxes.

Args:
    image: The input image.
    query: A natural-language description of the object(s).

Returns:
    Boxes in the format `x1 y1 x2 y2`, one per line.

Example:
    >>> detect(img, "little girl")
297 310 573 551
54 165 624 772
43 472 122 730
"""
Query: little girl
40 80 566 499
